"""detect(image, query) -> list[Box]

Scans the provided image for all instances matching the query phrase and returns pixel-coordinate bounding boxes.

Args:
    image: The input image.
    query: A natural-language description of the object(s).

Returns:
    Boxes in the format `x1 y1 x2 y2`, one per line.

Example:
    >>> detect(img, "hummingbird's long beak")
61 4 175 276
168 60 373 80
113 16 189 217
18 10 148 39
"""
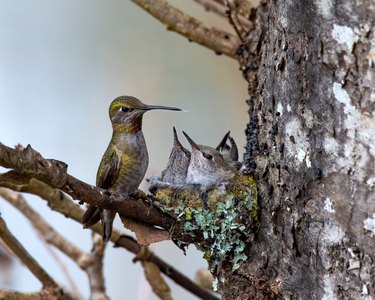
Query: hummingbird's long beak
216 131 231 151
174 127 191 156
182 131 200 151
144 104 182 111
173 127 182 148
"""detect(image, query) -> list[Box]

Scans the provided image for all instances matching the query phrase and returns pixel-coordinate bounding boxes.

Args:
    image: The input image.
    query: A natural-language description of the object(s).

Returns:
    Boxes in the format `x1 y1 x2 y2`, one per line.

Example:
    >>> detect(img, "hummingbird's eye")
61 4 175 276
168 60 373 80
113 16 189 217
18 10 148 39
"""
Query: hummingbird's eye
120 107 133 113
202 152 213 160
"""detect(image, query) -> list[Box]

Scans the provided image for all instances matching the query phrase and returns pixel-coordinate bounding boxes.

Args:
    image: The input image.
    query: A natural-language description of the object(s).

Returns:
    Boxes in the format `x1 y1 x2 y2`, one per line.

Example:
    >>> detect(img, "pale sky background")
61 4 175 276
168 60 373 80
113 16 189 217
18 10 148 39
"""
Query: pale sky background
0 1 249 299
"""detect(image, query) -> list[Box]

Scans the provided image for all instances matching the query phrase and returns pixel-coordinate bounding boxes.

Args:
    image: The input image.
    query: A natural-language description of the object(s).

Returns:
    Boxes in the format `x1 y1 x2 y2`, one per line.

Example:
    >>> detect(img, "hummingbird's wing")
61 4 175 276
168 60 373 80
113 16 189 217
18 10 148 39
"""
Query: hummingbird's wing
95 148 122 242
97 147 122 189
82 147 121 229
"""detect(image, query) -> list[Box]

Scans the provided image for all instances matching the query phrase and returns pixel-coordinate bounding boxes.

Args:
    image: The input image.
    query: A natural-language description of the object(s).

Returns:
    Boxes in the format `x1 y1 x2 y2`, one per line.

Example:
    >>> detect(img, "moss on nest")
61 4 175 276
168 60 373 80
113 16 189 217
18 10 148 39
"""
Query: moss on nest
153 174 258 271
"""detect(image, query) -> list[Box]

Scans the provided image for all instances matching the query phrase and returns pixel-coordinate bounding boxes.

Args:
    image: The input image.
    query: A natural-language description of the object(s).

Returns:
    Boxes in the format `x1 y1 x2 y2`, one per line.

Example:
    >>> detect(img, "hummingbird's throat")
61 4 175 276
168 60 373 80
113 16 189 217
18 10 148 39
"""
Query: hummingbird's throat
112 119 142 133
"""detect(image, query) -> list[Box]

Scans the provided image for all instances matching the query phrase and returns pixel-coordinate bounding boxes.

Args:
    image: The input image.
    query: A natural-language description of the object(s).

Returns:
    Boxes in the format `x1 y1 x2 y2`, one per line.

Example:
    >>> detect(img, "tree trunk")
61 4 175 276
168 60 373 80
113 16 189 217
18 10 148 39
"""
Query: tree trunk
221 1 375 299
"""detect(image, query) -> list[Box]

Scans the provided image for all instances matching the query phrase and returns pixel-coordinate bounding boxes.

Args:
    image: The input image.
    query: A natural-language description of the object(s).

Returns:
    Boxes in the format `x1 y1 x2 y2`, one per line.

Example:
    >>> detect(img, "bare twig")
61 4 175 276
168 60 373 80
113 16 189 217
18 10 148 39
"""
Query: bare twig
193 0 254 30
0 290 45 300
0 289 78 300
134 247 173 300
41 241 82 297
0 216 57 289
143 261 173 300
194 0 227 16
212 0 254 17
0 181 219 300
84 233 109 300
131 0 240 57
0 188 109 300
224 0 247 42
0 188 84 263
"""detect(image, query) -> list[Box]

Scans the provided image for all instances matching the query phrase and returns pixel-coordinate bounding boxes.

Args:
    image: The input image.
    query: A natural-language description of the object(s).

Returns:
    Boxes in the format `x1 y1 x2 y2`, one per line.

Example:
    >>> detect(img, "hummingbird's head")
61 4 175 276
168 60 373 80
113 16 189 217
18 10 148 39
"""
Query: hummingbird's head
109 96 181 132
182 131 230 172
182 131 236 188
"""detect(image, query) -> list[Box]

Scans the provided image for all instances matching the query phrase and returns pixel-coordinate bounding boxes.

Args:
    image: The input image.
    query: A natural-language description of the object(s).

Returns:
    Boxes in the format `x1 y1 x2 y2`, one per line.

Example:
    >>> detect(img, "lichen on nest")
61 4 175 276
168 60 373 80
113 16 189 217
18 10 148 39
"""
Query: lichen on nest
151 174 258 272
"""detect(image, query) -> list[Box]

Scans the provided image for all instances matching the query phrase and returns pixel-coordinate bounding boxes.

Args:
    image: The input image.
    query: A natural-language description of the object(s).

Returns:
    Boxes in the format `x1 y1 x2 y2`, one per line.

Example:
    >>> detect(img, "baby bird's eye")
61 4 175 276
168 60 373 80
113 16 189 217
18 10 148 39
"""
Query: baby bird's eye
203 152 213 160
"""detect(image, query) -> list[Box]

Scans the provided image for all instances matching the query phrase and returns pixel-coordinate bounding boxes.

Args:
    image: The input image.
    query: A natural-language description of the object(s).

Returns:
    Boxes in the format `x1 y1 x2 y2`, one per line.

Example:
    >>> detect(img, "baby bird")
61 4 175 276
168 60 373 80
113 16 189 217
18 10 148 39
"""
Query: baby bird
183 131 237 190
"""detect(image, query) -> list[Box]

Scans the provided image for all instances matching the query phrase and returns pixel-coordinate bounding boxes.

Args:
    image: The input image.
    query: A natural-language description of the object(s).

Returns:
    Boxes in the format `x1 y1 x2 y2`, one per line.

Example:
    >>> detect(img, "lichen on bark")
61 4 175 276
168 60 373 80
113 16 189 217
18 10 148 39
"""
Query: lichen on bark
233 0 375 299
152 174 258 278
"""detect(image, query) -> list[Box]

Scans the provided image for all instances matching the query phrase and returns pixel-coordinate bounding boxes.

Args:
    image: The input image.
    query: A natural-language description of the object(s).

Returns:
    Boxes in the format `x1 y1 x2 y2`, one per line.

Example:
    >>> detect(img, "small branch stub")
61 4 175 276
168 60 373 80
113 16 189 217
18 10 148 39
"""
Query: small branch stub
132 0 241 57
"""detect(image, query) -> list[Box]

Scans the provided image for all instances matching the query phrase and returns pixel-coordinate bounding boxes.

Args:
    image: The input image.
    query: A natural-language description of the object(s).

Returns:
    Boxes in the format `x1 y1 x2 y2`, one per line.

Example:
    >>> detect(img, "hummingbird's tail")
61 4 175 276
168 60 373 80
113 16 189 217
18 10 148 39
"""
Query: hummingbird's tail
82 206 116 242
102 209 116 242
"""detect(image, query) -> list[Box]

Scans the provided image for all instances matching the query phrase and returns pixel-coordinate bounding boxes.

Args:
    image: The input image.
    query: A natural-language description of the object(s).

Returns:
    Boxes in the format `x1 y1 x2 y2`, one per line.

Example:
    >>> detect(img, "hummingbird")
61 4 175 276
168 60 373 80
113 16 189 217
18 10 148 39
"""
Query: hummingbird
182 131 237 190
83 96 181 242
160 127 191 185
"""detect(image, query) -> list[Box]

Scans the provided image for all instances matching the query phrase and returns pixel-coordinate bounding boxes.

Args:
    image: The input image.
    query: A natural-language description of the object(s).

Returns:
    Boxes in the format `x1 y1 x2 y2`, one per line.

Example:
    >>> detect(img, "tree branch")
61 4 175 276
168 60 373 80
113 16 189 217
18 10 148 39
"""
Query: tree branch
126 233 219 300
0 217 58 290
134 247 173 300
0 289 78 300
0 188 108 300
212 0 254 17
224 0 247 42
42 244 82 298
193 0 254 31
131 0 241 57
84 234 108 300
0 188 84 263
0 178 219 300
0 143 174 230
0 290 47 300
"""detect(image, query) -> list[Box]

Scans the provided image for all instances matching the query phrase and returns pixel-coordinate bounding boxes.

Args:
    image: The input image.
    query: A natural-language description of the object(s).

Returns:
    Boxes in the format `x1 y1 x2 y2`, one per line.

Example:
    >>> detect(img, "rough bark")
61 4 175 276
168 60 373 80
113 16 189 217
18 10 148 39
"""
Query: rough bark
222 1 375 299
1 1 374 299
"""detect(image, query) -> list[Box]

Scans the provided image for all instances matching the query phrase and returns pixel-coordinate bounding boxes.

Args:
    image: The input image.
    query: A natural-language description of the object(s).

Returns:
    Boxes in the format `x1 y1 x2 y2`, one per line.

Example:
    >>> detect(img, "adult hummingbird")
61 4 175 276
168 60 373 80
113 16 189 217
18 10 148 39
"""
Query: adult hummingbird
160 127 191 185
83 96 181 242
182 131 237 190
